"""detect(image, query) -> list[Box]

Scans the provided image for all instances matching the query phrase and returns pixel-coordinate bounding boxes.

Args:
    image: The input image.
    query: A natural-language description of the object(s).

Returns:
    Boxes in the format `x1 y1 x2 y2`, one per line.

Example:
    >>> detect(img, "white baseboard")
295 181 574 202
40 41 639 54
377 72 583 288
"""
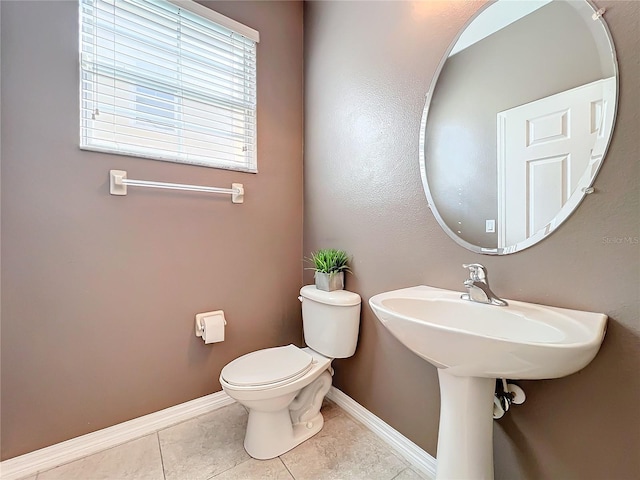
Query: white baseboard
0 387 436 480
327 387 437 480
0 391 234 480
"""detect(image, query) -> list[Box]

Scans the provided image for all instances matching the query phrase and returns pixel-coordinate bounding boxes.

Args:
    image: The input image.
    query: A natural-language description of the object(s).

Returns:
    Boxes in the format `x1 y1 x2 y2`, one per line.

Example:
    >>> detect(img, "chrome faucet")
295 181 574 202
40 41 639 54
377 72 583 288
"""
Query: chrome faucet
461 263 508 306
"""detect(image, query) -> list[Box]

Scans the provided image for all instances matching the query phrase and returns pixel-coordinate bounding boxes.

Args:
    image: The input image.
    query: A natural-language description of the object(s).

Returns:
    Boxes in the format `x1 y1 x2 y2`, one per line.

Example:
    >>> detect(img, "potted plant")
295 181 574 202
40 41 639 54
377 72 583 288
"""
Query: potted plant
307 248 351 292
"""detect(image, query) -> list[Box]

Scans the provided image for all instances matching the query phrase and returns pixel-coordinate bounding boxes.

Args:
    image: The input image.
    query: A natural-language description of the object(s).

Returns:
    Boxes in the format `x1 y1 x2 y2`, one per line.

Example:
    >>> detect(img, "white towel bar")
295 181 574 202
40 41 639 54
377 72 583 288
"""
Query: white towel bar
109 170 244 204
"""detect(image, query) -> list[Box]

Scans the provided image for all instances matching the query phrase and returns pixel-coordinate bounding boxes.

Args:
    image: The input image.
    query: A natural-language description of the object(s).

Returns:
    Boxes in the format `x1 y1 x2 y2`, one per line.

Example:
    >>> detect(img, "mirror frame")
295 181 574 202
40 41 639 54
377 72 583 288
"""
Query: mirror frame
419 0 619 255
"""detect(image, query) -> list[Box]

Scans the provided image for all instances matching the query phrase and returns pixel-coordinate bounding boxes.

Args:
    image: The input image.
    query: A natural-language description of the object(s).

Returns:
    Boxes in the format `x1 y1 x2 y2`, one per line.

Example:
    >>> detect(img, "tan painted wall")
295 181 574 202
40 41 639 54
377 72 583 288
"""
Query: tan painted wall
0 0 303 460
304 1 639 479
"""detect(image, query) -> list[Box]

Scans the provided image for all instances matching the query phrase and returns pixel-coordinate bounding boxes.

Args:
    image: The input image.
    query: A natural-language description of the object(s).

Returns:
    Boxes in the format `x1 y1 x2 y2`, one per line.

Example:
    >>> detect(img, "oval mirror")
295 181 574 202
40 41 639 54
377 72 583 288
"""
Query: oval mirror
420 0 618 254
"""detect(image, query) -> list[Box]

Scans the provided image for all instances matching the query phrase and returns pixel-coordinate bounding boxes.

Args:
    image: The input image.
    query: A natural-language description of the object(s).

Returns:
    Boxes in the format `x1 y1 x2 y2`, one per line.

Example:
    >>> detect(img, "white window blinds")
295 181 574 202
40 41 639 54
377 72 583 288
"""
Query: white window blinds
80 0 259 172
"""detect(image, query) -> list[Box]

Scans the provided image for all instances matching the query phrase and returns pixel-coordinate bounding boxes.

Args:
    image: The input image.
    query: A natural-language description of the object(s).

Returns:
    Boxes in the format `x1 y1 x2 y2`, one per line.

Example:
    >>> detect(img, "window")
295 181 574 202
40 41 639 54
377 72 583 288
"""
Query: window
135 85 177 132
79 0 259 172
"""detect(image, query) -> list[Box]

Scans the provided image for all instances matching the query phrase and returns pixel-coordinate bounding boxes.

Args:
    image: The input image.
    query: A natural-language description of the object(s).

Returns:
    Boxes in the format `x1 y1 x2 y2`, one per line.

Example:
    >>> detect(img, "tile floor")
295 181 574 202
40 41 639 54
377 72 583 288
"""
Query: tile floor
22 400 428 480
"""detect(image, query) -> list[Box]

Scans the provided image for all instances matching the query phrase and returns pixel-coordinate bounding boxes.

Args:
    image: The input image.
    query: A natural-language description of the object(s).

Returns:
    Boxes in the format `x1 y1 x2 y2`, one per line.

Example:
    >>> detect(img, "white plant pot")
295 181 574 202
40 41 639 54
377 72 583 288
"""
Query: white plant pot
315 272 344 292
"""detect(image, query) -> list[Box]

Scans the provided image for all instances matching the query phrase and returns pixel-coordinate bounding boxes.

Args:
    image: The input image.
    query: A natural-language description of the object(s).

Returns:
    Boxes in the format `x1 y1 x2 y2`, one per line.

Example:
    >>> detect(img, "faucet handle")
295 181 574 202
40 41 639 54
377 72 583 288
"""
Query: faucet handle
462 263 487 281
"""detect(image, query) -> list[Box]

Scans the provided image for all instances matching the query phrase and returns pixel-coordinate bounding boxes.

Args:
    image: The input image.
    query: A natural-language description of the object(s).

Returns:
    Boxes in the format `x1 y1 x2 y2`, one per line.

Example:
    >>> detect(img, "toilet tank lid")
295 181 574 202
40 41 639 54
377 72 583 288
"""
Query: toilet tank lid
300 285 361 306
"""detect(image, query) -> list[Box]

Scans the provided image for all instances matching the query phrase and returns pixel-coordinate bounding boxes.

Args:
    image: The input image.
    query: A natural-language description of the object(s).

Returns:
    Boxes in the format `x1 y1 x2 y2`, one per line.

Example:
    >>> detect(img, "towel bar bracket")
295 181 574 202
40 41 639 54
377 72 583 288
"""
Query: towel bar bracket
110 170 128 196
231 183 244 204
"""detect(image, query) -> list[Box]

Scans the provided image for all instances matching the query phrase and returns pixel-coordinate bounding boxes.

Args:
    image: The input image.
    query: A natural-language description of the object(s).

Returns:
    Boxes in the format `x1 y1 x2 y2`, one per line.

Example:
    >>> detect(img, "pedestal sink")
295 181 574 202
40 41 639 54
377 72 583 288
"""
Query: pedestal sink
369 285 607 480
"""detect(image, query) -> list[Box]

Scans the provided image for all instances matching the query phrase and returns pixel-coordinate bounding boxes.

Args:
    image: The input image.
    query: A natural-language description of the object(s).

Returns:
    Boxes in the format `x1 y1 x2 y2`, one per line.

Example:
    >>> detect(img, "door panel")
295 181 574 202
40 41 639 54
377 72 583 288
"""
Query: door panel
497 77 615 247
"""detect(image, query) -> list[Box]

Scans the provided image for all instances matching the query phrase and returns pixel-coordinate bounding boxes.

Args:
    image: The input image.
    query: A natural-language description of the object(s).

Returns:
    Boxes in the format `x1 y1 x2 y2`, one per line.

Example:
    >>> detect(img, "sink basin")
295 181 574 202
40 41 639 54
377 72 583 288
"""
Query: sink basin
369 285 607 480
369 285 607 379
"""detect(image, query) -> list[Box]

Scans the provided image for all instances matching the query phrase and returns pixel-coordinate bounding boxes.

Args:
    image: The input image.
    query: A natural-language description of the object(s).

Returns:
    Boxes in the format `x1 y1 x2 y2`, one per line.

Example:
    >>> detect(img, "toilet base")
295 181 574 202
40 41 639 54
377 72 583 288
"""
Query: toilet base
245 410 325 459
243 370 332 459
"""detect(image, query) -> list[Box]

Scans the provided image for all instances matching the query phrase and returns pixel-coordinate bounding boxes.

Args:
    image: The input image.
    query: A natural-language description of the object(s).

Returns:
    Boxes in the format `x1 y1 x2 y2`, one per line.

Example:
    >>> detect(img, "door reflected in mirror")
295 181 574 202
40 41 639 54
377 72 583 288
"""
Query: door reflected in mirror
420 0 617 254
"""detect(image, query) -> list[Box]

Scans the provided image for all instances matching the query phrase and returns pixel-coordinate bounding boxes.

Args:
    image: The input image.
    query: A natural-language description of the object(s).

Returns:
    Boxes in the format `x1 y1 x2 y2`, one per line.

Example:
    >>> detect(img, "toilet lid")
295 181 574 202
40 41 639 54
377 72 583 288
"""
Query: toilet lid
221 344 314 387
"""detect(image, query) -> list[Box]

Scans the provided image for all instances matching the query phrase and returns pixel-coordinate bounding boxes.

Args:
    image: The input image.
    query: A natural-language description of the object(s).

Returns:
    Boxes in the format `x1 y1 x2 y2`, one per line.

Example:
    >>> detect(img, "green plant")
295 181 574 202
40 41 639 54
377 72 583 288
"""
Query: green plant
307 249 351 275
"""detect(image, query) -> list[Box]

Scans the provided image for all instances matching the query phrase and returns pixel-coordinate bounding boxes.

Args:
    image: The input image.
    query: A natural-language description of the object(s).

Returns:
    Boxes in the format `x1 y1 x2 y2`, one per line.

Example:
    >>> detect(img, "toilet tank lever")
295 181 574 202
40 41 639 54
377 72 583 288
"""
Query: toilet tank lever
298 296 304 302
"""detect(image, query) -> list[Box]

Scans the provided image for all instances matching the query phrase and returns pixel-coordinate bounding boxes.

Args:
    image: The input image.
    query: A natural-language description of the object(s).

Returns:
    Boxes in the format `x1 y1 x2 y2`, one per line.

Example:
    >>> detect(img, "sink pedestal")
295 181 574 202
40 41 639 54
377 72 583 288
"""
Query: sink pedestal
437 370 495 480
369 285 608 479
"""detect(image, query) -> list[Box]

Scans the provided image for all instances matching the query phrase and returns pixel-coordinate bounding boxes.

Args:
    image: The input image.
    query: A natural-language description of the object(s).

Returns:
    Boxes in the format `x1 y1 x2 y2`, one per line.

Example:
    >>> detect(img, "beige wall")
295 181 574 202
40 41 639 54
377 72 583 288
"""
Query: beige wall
304 1 639 479
0 0 303 460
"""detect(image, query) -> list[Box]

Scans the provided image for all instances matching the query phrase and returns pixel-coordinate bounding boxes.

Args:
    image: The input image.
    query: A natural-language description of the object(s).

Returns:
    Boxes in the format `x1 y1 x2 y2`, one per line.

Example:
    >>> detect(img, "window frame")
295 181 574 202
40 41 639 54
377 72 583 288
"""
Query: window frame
79 0 260 173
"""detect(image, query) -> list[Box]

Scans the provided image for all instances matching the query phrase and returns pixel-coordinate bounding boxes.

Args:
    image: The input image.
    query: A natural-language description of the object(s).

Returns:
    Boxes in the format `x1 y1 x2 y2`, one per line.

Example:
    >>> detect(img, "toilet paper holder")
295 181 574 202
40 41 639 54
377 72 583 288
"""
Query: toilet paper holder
195 310 227 339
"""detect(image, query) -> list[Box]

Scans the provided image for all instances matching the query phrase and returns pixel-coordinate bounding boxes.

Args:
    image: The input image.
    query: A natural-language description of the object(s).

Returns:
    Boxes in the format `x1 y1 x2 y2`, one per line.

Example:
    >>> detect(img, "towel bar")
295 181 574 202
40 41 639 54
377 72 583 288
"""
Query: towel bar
109 170 244 204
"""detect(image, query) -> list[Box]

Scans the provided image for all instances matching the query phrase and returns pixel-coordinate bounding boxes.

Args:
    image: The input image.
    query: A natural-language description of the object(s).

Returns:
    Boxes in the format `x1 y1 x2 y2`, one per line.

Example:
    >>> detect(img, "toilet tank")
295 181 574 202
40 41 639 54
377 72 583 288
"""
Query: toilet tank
299 285 361 358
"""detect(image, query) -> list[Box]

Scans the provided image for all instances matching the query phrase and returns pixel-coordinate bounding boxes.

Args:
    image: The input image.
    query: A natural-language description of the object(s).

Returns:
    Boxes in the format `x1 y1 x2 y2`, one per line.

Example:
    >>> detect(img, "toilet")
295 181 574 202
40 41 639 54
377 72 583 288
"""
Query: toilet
219 285 361 459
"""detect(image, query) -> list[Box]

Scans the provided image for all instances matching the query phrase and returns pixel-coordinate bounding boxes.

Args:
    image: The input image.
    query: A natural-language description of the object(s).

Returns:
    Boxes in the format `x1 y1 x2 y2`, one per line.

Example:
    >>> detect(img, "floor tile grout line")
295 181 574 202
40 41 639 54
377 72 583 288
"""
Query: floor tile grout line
155 403 243 480
207 457 253 479
155 404 238 437
278 455 296 480
156 431 167 480
390 466 410 480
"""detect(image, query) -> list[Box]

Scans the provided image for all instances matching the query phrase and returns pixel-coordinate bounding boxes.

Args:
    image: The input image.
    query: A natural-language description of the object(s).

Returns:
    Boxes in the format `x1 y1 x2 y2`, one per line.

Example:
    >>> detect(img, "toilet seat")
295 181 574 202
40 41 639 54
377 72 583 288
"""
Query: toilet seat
221 344 314 389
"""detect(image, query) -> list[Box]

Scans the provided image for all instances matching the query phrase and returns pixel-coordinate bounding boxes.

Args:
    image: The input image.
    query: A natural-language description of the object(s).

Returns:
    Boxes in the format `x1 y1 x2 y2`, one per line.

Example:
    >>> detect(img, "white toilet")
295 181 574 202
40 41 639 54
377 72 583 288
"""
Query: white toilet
219 285 361 459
